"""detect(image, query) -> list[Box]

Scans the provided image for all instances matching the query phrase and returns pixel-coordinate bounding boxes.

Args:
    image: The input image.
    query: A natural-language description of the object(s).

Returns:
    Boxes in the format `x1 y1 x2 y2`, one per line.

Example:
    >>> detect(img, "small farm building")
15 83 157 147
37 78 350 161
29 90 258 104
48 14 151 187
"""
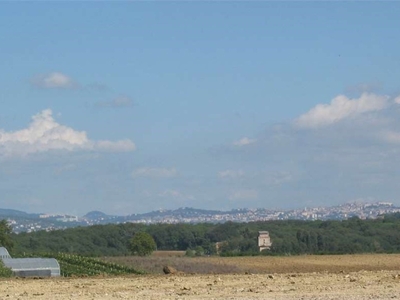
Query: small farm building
0 247 60 277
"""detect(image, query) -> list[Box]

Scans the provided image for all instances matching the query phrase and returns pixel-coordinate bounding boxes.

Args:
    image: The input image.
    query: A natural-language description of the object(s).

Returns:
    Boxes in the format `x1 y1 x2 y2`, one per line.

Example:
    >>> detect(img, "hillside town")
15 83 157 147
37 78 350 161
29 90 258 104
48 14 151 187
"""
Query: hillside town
4 201 400 233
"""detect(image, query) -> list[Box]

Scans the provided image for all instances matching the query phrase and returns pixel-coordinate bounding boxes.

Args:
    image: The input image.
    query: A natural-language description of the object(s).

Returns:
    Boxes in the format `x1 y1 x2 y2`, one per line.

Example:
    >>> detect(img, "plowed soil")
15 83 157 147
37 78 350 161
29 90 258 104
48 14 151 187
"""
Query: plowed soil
1 254 400 299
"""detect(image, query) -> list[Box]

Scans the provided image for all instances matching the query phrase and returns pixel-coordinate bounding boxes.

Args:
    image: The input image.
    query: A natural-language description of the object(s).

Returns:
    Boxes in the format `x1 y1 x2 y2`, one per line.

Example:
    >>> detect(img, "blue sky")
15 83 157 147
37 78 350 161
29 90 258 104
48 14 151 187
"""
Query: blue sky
1 2 400 215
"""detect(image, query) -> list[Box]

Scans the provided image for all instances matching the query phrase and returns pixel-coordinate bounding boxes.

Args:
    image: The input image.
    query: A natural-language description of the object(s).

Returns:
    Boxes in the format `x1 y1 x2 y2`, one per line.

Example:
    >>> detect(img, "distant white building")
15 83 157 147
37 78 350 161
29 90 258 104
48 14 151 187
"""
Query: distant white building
258 231 272 252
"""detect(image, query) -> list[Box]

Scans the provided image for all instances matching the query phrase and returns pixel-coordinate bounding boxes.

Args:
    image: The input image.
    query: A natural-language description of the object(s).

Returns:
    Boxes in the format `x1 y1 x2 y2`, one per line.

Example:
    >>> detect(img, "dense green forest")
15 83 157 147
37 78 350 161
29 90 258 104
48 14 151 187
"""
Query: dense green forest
6 213 400 257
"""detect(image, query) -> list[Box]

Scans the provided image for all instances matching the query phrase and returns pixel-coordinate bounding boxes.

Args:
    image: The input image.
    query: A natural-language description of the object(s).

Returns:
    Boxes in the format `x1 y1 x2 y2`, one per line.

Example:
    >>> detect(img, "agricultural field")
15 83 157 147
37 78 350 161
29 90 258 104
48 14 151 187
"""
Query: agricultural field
104 252 400 274
1 254 400 299
50 253 143 277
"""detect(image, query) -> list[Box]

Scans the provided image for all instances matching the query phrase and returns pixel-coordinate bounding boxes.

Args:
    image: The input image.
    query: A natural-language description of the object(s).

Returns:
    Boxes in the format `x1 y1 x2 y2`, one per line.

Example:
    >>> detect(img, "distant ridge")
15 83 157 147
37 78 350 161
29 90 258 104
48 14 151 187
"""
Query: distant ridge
0 208 33 217
3 201 400 233
83 211 111 220
133 207 223 218
82 207 227 224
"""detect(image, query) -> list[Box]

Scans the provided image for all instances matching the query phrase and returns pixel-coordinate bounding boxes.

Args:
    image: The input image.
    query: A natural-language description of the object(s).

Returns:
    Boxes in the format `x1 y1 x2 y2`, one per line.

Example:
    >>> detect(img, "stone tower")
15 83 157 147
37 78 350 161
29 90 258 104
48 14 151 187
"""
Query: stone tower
258 231 272 252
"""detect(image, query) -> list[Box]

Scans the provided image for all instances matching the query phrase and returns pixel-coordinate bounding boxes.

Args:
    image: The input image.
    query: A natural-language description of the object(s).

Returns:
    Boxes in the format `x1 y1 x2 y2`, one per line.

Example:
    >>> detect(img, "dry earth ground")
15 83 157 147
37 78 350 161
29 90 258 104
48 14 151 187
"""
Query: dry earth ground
105 253 400 274
1 254 400 299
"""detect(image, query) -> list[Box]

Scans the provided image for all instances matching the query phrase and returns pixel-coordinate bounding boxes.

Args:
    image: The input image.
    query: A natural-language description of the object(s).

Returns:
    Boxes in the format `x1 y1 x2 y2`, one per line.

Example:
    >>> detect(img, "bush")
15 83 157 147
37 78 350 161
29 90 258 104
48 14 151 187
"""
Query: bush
130 232 157 256
185 249 196 257
0 261 12 277
194 246 205 256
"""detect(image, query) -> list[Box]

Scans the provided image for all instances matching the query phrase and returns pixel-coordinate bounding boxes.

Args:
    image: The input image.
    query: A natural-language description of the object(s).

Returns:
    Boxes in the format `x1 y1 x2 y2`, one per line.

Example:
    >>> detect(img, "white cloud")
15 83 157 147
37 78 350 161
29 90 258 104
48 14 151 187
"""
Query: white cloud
131 167 177 178
31 72 78 89
0 109 135 156
218 170 244 179
229 189 258 201
233 137 256 146
96 96 134 108
394 96 400 105
295 93 389 128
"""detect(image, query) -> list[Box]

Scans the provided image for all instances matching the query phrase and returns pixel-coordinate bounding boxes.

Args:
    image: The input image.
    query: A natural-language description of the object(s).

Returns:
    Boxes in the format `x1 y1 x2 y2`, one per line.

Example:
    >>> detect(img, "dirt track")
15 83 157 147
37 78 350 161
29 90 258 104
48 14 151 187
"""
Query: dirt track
1 254 400 299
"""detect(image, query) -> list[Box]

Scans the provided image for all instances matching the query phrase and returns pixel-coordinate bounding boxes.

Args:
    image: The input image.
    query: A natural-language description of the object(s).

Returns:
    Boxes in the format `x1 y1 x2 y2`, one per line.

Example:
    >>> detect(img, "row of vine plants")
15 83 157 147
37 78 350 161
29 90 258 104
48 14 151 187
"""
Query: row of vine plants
32 253 144 277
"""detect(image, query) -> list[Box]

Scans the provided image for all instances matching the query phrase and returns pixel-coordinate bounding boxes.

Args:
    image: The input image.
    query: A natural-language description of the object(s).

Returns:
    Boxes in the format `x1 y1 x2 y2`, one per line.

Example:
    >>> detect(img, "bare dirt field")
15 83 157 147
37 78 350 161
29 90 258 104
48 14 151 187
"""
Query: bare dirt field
1 254 400 299
105 252 400 274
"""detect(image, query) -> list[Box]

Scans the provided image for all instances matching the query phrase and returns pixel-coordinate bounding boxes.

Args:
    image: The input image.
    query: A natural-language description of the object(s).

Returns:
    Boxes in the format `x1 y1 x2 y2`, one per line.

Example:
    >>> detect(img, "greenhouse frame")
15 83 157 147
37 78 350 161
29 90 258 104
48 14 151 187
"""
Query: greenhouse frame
0 247 11 259
0 247 60 277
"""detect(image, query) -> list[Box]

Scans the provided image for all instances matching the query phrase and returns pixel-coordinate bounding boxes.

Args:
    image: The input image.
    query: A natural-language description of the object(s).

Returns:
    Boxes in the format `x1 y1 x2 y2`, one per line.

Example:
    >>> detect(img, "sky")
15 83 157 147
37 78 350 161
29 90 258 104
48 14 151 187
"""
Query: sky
1 2 400 216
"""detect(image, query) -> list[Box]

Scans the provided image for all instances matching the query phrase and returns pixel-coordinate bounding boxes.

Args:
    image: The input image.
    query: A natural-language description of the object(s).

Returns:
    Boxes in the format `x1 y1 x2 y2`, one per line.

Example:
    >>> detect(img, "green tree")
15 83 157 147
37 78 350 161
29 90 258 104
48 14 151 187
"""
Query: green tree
0 219 13 250
129 232 156 256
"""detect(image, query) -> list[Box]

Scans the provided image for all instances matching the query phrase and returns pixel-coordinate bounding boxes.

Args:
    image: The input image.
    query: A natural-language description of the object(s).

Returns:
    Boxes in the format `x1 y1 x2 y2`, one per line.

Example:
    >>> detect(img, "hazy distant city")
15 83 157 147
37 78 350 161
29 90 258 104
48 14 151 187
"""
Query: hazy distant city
4 201 400 233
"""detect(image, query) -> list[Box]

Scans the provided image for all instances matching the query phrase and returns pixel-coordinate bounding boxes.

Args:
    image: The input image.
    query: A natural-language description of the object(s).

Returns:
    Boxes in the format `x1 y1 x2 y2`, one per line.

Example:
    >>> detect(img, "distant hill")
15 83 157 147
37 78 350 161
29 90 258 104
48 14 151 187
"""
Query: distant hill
0 208 36 217
83 211 111 220
133 207 224 218
3 202 400 233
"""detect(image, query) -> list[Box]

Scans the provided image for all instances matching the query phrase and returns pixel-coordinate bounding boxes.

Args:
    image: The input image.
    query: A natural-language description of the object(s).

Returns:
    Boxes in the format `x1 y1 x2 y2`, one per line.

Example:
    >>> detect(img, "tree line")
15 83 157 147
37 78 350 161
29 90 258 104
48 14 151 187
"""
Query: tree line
2 213 400 257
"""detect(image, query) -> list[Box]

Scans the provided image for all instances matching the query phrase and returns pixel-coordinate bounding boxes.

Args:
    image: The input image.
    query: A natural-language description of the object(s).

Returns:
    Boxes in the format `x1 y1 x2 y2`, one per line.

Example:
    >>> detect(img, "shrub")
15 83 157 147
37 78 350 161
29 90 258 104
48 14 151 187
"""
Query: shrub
0 261 12 277
185 249 196 257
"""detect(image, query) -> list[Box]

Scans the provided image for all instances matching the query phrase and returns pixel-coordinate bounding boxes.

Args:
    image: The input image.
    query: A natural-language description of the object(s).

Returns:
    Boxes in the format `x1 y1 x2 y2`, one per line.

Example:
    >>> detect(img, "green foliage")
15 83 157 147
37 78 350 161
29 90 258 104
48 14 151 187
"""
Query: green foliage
12 223 142 257
0 261 12 277
0 219 13 250
194 246 205 256
39 253 143 277
185 249 196 257
130 232 156 256
10 213 400 257
185 246 205 257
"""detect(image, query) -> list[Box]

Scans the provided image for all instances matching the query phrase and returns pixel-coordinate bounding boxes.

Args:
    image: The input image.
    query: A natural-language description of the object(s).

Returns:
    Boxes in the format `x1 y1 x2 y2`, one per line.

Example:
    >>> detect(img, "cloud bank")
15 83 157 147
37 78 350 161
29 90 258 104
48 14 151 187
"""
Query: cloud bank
0 109 135 157
220 91 400 207
295 93 389 128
